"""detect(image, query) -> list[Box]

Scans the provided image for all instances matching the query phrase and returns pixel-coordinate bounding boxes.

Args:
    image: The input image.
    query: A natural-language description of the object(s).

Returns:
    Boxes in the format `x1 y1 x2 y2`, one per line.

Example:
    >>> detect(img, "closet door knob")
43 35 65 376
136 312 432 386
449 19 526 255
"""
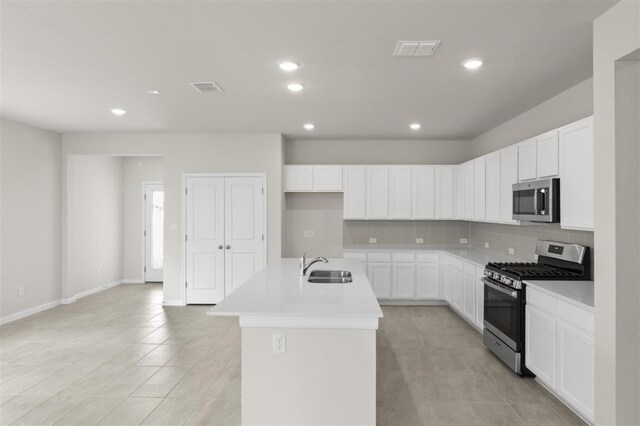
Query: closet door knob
226 245 231 250
218 245 223 250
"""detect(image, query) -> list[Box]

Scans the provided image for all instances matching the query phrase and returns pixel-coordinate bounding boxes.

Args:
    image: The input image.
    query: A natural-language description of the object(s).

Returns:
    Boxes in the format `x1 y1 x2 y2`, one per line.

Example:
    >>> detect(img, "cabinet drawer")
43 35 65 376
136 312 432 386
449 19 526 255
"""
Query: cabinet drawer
343 251 367 262
392 252 415 262
447 256 463 270
367 252 391 262
557 300 594 335
526 287 557 315
463 262 476 277
416 252 440 263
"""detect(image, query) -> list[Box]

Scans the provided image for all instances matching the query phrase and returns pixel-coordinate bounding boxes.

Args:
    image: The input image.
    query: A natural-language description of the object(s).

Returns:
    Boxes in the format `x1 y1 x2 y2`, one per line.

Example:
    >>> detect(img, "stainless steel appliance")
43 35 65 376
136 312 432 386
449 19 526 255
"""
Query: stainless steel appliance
512 178 560 222
482 241 590 375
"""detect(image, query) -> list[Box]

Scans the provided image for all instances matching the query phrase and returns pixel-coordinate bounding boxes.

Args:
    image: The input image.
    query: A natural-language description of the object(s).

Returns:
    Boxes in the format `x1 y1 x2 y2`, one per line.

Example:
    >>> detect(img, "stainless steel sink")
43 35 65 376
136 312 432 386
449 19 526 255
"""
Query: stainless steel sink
307 270 353 284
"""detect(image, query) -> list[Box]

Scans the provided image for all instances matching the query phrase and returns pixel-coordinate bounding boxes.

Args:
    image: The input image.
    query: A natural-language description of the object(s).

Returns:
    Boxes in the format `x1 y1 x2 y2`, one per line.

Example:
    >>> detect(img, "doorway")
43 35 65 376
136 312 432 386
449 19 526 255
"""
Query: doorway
183 174 266 304
144 182 164 282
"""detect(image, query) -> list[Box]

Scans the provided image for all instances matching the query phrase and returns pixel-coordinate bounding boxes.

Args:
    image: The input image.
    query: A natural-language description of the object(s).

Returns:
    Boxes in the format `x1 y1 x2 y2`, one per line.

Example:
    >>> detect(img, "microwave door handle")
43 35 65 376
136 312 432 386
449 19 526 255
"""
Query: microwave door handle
482 278 518 299
533 188 539 214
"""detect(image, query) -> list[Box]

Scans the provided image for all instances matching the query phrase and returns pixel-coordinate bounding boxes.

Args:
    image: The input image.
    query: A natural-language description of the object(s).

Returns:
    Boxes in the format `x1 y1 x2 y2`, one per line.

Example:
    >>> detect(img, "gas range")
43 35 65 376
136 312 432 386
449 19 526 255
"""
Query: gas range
484 261 586 289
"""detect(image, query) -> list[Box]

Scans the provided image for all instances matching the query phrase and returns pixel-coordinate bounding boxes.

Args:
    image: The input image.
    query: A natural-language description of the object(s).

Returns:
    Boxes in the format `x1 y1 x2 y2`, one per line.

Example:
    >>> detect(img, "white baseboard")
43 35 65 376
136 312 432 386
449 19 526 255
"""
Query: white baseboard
61 297 77 304
73 279 124 300
0 300 61 325
123 278 145 284
162 300 185 307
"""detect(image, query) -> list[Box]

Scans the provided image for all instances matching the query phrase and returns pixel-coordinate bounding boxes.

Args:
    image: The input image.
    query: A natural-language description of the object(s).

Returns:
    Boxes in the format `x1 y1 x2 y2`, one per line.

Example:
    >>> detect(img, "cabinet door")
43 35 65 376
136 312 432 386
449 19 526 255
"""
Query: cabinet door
313 166 343 191
343 166 366 219
416 262 439 299
435 166 454 219
366 166 389 219
412 166 435 219
389 166 412 219
462 272 476 321
473 157 486 220
444 265 454 303
454 166 465 219
367 262 392 299
285 166 313 191
392 263 415 299
485 153 501 222
475 267 484 329
559 117 594 231
525 305 557 388
518 138 537 181
556 321 594 421
452 269 463 312
500 145 519 224
463 161 475 220
536 131 559 178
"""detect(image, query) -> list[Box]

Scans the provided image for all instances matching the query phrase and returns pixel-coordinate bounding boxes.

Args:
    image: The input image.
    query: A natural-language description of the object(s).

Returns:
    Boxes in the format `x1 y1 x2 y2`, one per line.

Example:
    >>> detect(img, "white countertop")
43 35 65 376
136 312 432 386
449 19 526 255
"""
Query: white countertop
207 258 383 329
524 280 594 310
344 245 516 266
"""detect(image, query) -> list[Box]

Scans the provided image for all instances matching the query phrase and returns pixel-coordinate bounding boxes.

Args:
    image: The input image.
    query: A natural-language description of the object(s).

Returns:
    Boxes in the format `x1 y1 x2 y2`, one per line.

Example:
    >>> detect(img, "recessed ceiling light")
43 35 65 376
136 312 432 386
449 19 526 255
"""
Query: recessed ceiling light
410 123 421 130
146 89 161 95
461 58 484 70
303 123 315 130
287 83 305 92
279 61 299 71
111 108 127 116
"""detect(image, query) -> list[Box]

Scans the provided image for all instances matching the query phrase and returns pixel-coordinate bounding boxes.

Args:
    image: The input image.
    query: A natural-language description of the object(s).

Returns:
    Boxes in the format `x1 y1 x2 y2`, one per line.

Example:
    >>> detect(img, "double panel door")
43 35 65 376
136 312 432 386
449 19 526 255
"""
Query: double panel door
185 176 265 304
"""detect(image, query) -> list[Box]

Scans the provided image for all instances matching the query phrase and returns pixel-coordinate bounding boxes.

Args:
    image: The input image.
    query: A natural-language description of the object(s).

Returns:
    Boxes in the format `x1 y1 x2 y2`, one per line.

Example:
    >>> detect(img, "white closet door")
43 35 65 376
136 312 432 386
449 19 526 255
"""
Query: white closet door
186 177 225 304
224 177 265 296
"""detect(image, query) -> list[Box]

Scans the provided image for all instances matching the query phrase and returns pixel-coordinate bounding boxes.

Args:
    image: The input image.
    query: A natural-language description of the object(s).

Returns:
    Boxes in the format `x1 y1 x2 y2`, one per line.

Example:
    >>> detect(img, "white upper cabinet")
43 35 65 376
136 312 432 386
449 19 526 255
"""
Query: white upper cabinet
435 166 454 219
412 166 435 219
343 166 366 219
473 157 486 221
454 165 465 219
559 116 594 231
485 152 501 222
536 131 559 178
313 166 343 191
389 166 412 219
463 161 474 220
500 145 519 224
518 137 537 181
285 165 342 192
366 166 389 219
285 165 313 191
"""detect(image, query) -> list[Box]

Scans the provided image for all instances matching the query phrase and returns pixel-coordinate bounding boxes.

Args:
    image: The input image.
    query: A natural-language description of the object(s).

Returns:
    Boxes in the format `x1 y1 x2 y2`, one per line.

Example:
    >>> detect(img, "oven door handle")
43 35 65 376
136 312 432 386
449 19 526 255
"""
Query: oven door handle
482 278 518 299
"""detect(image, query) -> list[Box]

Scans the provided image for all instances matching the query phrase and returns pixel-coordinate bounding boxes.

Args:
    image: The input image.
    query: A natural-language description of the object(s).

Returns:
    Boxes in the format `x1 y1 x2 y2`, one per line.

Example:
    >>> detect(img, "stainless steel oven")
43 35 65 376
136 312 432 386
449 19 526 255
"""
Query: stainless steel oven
512 178 560 222
483 278 524 374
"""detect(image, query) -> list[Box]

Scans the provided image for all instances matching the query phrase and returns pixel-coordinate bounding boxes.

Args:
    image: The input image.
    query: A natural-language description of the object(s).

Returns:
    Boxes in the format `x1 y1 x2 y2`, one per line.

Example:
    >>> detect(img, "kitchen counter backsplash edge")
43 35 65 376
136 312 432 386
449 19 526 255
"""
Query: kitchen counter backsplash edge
343 245 517 266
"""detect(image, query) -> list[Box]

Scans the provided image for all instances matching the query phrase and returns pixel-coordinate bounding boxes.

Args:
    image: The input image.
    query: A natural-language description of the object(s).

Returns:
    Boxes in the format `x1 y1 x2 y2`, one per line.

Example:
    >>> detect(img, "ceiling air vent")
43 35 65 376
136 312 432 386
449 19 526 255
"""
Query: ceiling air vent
393 40 441 57
189 81 225 93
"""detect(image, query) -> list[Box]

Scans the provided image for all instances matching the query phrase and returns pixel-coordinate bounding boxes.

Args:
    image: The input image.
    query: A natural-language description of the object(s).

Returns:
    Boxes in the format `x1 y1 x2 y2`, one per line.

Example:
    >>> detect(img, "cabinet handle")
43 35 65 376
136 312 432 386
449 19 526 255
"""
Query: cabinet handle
218 245 223 250
226 245 231 250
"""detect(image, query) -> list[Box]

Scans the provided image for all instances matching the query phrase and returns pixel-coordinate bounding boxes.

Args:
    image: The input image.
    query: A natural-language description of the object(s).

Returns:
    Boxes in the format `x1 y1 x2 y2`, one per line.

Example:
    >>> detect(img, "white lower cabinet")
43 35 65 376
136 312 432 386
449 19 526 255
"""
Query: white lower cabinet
416 261 440 299
392 262 415 299
452 269 463 312
525 286 594 423
367 262 392 299
462 272 476 322
475 266 484 330
444 265 454 304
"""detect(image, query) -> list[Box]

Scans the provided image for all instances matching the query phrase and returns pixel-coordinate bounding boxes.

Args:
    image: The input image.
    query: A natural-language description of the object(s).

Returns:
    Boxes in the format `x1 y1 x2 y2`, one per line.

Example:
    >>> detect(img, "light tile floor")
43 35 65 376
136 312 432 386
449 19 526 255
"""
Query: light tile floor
0 284 585 425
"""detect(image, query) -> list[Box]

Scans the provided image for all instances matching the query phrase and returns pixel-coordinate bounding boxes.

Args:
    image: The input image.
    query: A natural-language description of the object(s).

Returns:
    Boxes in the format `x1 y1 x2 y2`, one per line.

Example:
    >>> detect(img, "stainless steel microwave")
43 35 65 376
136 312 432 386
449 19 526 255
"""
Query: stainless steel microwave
512 178 560 222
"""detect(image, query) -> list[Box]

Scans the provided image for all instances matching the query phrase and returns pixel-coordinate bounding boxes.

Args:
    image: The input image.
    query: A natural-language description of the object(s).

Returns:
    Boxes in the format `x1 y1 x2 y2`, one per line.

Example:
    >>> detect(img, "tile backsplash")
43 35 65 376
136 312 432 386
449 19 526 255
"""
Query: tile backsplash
343 220 470 247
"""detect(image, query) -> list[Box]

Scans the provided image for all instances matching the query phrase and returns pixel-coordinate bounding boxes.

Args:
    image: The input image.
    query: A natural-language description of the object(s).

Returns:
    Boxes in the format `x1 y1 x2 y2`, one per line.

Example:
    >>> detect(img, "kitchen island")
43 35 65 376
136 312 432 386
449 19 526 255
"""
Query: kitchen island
208 258 383 426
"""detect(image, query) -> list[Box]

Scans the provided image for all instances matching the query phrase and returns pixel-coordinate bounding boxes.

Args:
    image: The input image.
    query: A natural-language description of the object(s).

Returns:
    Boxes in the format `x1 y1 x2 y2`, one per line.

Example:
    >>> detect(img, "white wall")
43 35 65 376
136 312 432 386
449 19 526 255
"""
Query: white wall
123 156 163 281
0 118 61 320
593 1 640 424
66 155 124 297
61 133 283 305
469 78 593 157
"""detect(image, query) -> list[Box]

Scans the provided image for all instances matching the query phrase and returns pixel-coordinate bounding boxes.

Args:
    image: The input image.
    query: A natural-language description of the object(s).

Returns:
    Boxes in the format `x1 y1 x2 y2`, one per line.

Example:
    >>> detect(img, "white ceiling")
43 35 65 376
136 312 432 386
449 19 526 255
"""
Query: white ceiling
0 1 614 140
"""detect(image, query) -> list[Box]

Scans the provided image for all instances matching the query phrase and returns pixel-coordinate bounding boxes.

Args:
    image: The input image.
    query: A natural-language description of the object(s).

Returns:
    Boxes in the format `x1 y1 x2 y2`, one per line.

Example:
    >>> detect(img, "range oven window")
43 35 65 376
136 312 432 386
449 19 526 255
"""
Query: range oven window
484 281 522 350
513 188 536 215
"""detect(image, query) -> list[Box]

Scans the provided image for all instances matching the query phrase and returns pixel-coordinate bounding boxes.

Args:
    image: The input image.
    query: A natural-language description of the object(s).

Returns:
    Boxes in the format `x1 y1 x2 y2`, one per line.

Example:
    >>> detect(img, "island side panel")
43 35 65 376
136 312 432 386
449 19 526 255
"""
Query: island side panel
241 327 376 425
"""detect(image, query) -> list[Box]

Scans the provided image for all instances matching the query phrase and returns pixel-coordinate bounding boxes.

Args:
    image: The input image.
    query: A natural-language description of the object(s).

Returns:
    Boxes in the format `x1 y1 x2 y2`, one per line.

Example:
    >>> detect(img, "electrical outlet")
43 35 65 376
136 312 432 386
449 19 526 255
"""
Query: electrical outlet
485 242 490 249
369 237 377 244
304 231 309 238
96 267 101 276
309 230 315 238
416 238 424 244
508 248 515 255
18 286 24 297
460 238 468 244
272 333 286 354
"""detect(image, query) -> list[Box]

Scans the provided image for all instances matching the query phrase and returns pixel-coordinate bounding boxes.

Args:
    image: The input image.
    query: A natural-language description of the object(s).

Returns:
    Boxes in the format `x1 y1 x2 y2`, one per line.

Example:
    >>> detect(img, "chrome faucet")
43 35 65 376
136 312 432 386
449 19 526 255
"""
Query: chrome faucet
299 252 328 276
